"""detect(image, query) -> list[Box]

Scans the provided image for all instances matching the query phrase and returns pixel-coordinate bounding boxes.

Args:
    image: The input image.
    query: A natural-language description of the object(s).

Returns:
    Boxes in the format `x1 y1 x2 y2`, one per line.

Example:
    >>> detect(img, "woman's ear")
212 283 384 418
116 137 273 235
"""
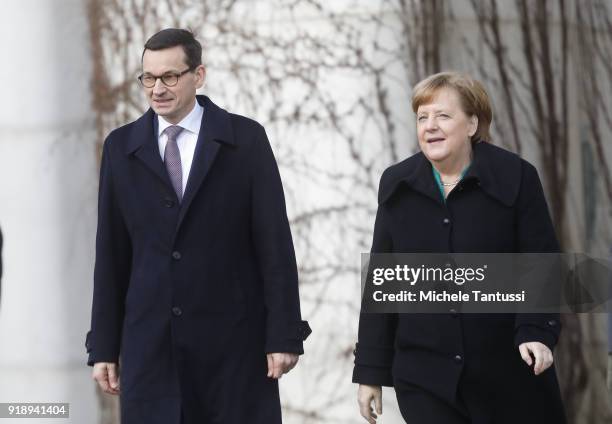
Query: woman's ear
468 115 479 137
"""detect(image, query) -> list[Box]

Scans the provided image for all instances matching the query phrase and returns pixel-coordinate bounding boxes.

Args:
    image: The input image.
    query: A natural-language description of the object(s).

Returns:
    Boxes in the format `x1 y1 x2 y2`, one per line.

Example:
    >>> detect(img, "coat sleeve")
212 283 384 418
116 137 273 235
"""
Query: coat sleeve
86 139 132 366
513 161 561 350
250 124 310 354
352 173 398 387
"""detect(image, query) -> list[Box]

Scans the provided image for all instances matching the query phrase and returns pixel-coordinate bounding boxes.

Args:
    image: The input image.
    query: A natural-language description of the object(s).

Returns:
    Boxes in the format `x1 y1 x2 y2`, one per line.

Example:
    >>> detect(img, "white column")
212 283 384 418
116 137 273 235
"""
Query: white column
0 1 98 423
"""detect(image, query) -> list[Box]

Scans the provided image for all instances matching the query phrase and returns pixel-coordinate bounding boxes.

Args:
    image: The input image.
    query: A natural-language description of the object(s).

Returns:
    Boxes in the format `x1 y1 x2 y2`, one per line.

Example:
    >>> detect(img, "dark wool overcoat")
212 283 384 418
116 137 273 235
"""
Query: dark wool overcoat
353 141 566 423
87 95 311 424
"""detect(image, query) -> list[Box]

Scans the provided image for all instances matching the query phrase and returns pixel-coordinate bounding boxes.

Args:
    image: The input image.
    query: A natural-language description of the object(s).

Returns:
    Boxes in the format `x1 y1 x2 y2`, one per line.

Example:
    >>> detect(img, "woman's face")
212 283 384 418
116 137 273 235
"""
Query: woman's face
416 88 477 167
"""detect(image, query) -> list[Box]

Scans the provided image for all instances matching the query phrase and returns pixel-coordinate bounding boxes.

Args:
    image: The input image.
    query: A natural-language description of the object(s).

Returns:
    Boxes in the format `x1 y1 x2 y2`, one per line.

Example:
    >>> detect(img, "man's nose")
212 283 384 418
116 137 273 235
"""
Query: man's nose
152 78 166 95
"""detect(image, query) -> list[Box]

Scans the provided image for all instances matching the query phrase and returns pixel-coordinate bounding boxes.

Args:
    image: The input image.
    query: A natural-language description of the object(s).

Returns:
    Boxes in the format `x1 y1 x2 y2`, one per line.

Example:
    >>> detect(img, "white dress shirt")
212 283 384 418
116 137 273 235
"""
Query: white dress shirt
157 100 204 195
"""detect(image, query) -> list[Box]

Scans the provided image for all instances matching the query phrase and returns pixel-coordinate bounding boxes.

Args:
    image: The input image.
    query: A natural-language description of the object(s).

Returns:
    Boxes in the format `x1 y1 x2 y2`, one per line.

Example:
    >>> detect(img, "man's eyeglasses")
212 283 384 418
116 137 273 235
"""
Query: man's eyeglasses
137 68 193 88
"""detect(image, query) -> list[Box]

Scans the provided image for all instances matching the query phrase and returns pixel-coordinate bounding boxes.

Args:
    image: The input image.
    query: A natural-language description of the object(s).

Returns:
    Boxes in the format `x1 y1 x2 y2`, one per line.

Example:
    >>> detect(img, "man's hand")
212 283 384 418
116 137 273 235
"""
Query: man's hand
358 384 382 424
266 353 298 379
92 362 120 395
519 342 553 375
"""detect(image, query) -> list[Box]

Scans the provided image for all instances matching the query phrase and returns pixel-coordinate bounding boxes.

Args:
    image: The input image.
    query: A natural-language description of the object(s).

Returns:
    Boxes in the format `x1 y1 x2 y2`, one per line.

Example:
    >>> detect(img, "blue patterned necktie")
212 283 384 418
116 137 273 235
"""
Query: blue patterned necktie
164 125 184 202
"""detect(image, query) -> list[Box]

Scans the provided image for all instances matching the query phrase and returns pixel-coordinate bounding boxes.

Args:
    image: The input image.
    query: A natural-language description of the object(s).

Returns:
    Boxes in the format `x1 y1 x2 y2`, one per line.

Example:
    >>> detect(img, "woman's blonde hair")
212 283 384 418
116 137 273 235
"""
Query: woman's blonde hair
411 71 493 143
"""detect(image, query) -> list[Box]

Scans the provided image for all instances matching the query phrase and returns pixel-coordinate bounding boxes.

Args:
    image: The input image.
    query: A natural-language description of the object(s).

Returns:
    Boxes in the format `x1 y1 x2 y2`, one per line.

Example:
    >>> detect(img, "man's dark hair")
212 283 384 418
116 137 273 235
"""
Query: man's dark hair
143 28 202 70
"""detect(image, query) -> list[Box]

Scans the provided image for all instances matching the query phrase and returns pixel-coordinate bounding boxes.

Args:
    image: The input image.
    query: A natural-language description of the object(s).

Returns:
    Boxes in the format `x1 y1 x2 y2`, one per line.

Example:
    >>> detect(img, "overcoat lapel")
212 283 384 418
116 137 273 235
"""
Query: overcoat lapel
379 153 443 206
378 142 521 207
175 95 235 232
125 96 235 235
125 108 174 191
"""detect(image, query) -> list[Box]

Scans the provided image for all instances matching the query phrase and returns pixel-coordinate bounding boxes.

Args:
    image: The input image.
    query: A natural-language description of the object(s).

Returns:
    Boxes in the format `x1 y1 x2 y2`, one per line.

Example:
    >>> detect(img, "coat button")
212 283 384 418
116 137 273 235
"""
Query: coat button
172 307 182 316
172 251 182 260
547 319 557 327
454 354 463 363
443 218 450 225
164 198 175 208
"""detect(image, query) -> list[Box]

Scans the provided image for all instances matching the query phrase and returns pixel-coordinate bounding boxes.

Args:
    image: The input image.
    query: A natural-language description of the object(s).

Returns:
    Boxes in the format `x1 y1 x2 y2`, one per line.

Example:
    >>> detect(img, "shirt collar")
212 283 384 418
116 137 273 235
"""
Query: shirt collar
157 99 204 137
431 163 471 203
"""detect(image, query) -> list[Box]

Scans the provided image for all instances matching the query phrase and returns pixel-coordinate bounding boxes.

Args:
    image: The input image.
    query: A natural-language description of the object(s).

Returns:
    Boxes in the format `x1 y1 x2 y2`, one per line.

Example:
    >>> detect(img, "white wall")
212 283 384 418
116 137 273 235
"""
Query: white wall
0 1 98 423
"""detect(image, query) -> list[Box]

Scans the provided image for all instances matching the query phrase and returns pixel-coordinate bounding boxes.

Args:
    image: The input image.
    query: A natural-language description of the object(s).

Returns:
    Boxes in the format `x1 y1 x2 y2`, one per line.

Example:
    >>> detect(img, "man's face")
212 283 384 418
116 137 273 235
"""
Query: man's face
141 46 205 124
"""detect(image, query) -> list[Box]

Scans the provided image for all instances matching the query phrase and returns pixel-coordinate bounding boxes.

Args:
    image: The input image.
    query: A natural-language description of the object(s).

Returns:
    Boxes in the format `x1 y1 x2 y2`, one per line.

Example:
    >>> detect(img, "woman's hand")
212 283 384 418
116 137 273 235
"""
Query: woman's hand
519 342 553 375
358 384 383 423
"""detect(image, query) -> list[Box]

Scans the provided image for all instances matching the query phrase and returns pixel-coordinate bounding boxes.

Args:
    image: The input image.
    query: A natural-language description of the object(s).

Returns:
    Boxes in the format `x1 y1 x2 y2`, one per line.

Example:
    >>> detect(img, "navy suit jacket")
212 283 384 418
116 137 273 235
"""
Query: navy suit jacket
87 95 310 424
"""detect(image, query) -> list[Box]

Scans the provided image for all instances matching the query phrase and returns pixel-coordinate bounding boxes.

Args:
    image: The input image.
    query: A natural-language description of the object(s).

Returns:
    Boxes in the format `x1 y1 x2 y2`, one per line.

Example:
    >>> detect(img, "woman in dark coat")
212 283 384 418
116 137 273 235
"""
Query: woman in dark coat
353 72 566 423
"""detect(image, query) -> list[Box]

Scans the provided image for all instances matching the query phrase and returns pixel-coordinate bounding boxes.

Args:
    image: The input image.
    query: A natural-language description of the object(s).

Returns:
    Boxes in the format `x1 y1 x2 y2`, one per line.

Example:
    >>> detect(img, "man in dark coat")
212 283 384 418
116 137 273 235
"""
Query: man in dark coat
87 28 310 424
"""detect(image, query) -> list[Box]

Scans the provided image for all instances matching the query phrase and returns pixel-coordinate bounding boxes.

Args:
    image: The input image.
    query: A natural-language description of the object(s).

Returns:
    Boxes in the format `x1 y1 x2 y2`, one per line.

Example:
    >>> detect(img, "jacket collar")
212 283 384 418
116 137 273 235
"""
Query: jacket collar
379 142 521 207
122 95 236 236
157 99 203 138
125 95 234 155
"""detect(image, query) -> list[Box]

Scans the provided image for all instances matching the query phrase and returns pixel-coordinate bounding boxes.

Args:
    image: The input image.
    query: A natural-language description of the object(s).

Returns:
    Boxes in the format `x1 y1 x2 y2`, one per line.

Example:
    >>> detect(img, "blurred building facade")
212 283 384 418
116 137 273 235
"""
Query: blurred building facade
0 1 611 423
0 1 99 423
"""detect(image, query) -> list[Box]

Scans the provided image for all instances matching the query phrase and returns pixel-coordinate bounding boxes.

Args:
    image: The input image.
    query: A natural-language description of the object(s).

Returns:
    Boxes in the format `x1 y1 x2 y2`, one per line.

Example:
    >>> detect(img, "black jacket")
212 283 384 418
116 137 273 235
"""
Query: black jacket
353 141 564 419
87 96 310 424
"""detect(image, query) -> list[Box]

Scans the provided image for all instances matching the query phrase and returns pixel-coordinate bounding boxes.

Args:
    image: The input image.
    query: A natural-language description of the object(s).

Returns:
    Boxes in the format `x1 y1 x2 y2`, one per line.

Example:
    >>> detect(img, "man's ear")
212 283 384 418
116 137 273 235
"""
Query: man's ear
195 65 206 89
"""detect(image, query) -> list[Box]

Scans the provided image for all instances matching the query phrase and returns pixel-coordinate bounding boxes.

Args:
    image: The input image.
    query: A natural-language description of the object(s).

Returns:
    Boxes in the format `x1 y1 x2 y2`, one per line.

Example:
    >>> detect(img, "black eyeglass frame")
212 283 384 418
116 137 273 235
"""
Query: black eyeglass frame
137 67 193 88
